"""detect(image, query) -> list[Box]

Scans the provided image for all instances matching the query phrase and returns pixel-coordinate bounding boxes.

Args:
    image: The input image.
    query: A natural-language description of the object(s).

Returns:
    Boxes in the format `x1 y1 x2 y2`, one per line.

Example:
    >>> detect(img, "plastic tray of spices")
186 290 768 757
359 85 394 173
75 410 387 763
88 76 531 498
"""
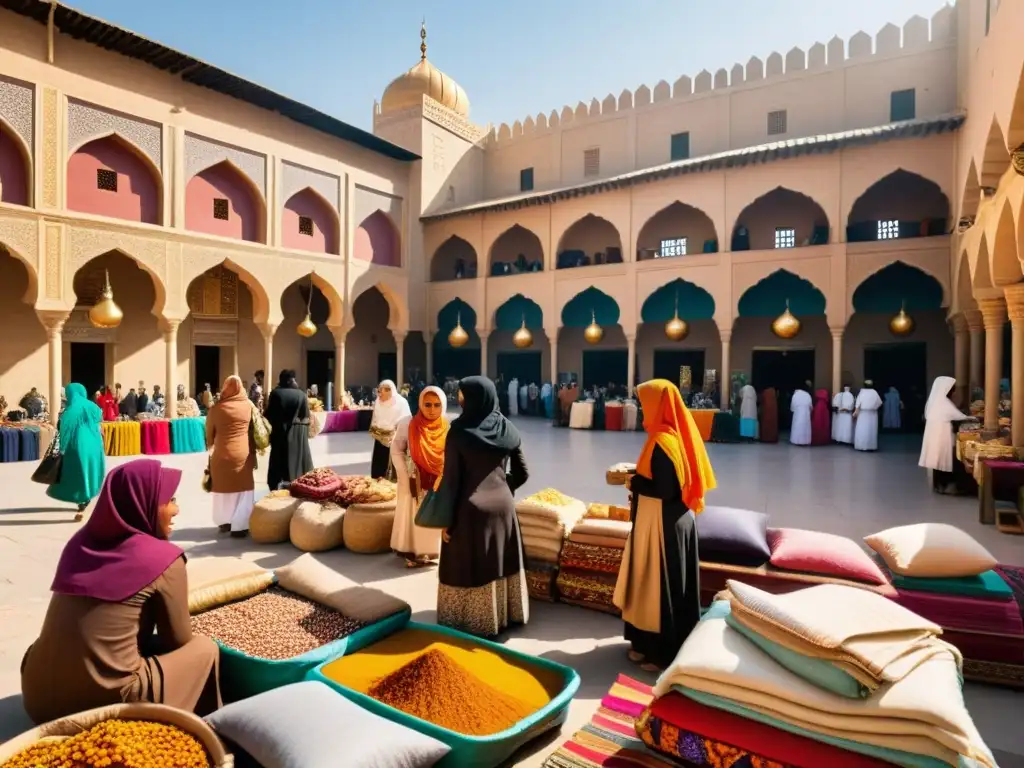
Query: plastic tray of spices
208 573 412 701
307 618 581 767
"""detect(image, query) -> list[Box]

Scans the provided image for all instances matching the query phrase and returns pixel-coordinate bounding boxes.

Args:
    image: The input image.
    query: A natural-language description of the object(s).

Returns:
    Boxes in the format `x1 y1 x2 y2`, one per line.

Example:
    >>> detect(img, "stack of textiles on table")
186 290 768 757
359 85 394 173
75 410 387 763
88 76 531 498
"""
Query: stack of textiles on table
515 488 586 601
639 579 995 768
0 421 51 462
556 509 631 614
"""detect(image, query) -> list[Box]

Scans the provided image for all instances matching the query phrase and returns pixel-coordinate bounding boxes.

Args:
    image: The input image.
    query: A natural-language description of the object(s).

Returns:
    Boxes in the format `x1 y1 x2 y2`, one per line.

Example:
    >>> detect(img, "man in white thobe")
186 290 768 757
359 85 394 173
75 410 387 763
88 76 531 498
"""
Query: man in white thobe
507 377 519 416
883 386 902 430
832 387 855 444
789 387 813 445
853 381 883 452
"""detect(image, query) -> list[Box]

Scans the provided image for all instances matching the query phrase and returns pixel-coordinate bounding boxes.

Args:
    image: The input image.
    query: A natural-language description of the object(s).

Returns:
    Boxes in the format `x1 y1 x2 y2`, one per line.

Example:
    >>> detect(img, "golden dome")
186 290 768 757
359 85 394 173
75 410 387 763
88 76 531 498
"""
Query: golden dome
89 270 123 329
448 313 470 348
665 315 689 342
889 304 915 336
584 311 604 345
380 24 469 118
771 300 801 340
512 317 533 349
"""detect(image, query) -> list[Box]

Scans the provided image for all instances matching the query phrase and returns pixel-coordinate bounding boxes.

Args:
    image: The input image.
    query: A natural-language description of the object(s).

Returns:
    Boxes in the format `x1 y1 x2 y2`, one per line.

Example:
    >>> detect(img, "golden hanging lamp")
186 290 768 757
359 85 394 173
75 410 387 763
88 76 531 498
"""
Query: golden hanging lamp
771 298 801 340
448 311 470 348
89 269 123 329
889 301 915 337
584 309 604 345
512 315 533 349
664 290 689 341
296 274 317 338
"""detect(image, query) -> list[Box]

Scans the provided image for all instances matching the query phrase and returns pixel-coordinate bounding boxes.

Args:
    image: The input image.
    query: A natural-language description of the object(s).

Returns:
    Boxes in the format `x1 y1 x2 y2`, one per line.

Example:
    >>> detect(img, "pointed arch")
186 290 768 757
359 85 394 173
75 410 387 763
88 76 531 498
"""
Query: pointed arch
989 200 1024 286
283 186 340 255
959 159 981 223
973 236 995 291
0 117 31 206
431 235 477 282
641 278 715 322
846 169 949 242
738 269 826 317
851 261 943 313
978 117 1010 191
636 202 718 260
72 248 166 318
556 214 624 268
278 272 344 330
488 225 544 276
185 159 265 243
436 298 480 342
0 241 37 304
351 280 404 330
67 133 162 224
731 187 829 251
561 286 621 326
956 250 976 312
354 209 401 267
493 293 544 331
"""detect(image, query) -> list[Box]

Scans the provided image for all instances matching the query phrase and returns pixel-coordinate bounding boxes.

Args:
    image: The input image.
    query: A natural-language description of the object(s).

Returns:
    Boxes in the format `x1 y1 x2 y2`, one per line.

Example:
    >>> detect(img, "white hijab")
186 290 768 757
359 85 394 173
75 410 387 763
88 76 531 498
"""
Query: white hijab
924 376 965 422
372 379 410 430
919 376 969 471
417 385 449 417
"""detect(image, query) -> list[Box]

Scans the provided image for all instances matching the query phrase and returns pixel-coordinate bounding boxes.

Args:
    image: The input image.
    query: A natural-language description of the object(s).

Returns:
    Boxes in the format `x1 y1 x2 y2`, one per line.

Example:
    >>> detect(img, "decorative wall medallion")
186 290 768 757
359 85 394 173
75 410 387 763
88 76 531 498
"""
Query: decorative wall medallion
0 75 34 147
67 99 162 167
184 133 266 196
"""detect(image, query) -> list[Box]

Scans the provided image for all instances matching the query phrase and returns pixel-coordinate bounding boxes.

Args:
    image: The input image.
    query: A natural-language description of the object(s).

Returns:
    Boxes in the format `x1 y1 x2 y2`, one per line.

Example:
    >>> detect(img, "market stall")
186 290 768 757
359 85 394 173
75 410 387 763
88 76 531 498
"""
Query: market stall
139 419 171 455
0 422 52 462
321 410 360 434
100 421 141 457
170 417 206 454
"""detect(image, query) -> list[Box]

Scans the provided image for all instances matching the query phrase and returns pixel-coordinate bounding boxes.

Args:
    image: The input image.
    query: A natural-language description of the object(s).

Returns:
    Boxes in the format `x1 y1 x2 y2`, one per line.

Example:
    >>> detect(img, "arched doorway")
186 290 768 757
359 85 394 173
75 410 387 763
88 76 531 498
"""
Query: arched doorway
348 287 397 395
849 262 947 430
0 245 45 405
434 299 481 384
557 215 623 269
636 202 719 260
67 135 162 225
275 275 344 397
847 170 950 242
354 210 401 267
489 225 544 276
559 287 626 389
490 295 548 413
0 120 30 206
731 188 830 251
185 161 265 243
638 278 718 396
431 235 477 281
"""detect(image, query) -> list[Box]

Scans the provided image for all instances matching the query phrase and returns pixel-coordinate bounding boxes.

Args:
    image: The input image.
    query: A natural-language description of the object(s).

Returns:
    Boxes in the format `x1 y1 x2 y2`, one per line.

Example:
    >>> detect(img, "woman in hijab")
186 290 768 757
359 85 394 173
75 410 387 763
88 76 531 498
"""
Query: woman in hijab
390 386 448 567
758 386 779 443
369 380 410 480
98 386 119 422
21 460 221 724
265 369 314 491
613 379 715 672
46 383 105 519
920 376 975 495
436 376 529 637
119 388 139 419
206 375 257 537
540 382 553 419
738 383 758 440
811 389 832 445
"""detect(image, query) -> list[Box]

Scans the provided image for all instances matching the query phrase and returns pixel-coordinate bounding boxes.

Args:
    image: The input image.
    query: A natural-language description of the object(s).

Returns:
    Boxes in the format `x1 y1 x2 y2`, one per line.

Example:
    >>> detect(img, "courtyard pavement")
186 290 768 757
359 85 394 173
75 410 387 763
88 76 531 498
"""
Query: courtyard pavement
1 419 1023 766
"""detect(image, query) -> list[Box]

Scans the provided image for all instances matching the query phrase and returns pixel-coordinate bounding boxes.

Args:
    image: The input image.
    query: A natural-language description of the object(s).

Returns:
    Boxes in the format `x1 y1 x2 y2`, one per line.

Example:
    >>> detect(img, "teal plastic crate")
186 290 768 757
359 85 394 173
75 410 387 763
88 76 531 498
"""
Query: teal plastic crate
309 620 581 767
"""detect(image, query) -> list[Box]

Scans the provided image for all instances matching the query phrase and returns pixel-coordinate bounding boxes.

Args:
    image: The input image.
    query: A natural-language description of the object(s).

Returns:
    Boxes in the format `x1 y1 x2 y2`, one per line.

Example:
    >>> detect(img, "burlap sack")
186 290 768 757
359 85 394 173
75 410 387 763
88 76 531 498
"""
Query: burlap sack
0 702 233 766
343 507 395 554
250 495 303 544
187 557 274 615
275 554 409 624
289 501 345 553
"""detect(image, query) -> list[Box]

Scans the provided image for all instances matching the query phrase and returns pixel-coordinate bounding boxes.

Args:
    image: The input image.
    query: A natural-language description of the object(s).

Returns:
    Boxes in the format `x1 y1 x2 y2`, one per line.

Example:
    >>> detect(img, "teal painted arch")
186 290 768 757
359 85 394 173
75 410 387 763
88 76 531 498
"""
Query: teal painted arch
435 298 481 343
641 278 716 323
852 261 943 313
494 294 544 332
738 269 826 317
561 286 621 327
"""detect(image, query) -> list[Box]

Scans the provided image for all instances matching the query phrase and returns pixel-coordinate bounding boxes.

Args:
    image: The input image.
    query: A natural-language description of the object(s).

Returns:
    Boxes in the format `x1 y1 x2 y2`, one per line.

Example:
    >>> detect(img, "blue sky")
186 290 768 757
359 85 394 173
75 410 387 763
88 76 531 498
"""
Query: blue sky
67 0 950 131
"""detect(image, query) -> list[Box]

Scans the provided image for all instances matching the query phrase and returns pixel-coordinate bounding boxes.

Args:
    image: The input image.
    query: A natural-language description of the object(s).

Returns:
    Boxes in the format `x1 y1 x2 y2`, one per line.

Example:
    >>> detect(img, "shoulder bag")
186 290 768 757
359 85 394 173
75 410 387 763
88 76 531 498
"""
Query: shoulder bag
31 429 63 485
414 478 453 529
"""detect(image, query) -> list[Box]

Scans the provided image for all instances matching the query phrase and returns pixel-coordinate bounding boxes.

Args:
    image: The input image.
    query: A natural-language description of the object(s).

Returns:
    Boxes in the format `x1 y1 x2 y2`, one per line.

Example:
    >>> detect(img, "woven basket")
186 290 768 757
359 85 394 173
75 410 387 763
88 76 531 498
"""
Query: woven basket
343 506 396 554
605 464 635 486
0 703 233 766
289 502 346 552
250 495 302 544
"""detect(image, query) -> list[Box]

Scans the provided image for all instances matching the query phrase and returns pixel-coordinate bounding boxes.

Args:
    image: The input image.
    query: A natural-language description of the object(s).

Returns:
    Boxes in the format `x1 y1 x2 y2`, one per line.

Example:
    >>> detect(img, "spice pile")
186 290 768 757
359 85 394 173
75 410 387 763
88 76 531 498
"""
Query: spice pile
290 468 342 501
190 587 363 660
334 475 397 506
1 719 210 768
367 649 534 735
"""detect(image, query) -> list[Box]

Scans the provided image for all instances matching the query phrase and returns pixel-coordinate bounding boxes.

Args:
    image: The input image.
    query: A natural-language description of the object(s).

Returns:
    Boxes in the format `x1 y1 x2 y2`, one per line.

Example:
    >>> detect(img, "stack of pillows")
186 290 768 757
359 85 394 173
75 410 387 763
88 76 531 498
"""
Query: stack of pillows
515 489 587 602
555 505 631 614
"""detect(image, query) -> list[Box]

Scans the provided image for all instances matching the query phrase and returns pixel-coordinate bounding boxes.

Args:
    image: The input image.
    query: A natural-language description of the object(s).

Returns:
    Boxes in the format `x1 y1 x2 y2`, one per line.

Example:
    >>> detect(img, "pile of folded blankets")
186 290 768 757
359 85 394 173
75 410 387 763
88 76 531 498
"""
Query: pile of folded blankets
515 488 586 601
555 506 631 614
638 579 996 767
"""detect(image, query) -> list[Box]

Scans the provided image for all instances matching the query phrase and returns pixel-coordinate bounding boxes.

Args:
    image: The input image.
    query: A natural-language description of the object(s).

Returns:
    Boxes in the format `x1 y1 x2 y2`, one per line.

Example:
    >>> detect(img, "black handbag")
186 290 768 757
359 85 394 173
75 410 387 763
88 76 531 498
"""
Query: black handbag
31 432 63 486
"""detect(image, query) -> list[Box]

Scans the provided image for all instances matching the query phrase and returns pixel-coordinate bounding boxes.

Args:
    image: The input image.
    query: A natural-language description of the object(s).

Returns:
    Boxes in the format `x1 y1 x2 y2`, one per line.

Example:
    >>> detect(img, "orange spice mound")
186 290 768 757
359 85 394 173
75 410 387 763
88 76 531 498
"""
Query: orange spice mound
367 648 535 736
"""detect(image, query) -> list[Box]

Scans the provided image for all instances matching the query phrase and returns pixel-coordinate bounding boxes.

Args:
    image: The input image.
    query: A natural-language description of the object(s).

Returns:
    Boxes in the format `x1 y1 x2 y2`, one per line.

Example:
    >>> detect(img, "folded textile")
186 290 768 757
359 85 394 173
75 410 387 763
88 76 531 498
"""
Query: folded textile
518 517 566 539
523 533 563 559
888 569 1013 601
556 568 617 610
568 532 628 550
525 557 558 574
525 568 557 601
585 503 631 522
558 541 623 575
893 589 1024 636
516 493 587 528
655 616 995 767
725 581 956 689
571 519 631 540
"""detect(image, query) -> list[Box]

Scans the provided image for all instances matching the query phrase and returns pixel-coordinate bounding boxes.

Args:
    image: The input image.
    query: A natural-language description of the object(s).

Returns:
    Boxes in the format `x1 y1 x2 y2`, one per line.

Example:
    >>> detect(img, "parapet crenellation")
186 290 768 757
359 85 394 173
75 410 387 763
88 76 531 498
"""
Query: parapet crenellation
488 7 955 145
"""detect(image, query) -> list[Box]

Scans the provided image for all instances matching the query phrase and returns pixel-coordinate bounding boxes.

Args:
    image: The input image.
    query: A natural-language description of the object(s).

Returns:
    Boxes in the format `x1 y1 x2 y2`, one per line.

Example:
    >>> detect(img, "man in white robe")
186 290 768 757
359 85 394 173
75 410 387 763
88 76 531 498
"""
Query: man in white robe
883 386 902 430
507 377 519 416
789 388 813 445
853 381 883 451
833 387 855 444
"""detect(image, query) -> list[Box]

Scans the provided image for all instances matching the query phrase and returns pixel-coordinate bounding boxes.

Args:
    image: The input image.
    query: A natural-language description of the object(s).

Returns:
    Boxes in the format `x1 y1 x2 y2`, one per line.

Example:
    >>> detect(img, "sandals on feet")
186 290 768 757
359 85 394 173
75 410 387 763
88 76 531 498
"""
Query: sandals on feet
627 650 645 663
640 662 662 673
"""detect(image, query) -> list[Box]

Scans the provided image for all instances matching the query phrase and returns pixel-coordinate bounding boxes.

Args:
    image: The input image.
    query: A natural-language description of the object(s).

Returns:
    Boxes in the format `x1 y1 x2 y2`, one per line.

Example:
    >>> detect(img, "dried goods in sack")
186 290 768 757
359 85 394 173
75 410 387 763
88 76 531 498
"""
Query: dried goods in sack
290 468 342 501
333 475 397 507
289 501 345 552
250 495 303 544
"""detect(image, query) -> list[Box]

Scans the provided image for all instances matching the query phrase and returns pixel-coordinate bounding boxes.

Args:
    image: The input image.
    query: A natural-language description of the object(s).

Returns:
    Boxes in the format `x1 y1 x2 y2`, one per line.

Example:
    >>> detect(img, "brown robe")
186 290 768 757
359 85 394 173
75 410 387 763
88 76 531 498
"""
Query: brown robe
21 557 220 724
206 395 256 493
759 387 779 443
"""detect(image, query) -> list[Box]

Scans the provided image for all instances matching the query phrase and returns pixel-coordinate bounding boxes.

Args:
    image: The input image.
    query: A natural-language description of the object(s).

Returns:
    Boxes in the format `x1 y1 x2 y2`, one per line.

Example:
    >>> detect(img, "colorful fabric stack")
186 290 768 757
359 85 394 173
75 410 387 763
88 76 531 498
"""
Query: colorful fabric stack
647 580 995 768
515 489 586 601
556 513 631 615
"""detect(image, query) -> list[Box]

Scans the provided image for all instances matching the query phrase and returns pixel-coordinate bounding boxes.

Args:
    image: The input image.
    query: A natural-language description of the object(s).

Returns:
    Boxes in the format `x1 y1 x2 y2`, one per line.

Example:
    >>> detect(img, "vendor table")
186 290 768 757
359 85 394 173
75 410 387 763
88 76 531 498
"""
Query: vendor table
356 409 373 431
140 420 171 455
709 411 740 443
688 409 718 441
322 409 360 434
170 417 206 454
311 411 328 435
101 421 142 457
979 459 1024 525
604 402 624 431
569 401 595 429
0 424 45 462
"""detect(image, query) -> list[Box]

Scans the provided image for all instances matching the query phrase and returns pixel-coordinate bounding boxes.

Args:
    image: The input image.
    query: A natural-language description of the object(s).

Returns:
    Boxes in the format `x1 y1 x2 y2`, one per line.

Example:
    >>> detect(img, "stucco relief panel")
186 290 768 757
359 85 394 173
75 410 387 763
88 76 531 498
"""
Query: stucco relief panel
66 227 169 306
66 99 163 168
0 214 39 270
0 76 34 148
41 88 59 208
44 222 62 300
280 162 340 211
184 133 267 196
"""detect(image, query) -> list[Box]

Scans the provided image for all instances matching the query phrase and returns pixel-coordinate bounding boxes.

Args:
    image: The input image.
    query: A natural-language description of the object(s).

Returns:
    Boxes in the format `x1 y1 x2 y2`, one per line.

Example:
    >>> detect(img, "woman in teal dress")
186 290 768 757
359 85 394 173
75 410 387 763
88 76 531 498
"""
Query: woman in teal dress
47 383 106 520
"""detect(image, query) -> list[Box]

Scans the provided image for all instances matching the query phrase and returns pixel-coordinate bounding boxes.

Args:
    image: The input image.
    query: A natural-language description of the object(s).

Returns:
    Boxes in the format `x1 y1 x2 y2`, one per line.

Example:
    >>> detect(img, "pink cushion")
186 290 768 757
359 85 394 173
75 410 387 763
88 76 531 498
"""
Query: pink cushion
768 528 888 585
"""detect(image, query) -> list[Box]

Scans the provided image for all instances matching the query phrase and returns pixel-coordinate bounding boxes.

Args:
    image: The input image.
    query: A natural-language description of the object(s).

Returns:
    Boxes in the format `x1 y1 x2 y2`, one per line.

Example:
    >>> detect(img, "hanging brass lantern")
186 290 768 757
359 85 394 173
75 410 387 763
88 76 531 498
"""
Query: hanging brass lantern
584 309 604 345
448 312 470 348
296 274 317 338
771 299 801 340
89 269 123 329
889 301 915 337
664 290 689 341
512 315 533 349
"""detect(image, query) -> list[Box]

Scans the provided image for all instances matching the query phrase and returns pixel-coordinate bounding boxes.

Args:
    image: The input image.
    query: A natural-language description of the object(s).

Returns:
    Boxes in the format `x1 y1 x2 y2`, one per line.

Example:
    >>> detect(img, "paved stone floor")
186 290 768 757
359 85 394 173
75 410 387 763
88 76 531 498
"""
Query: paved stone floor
1 418 1023 765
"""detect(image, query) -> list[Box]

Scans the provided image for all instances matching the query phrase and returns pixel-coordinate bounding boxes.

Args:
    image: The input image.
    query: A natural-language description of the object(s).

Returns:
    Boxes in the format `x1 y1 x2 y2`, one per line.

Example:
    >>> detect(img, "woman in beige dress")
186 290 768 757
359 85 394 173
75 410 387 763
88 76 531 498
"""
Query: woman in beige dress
205 375 257 537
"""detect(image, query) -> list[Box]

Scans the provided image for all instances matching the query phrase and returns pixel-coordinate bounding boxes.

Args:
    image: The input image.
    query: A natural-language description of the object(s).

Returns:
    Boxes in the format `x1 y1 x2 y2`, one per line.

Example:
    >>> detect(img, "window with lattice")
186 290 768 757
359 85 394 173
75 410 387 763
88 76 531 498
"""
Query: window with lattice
775 227 796 249
299 216 314 236
96 169 118 192
890 89 916 122
767 110 788 136
213 198 229 220
583 148 600 178
877 220 900 240
659 238 687 258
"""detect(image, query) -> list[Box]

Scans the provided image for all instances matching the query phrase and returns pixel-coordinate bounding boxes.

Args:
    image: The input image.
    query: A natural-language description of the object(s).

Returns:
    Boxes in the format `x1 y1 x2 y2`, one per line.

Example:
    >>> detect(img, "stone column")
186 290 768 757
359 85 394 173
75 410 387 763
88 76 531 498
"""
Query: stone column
978 297 1007 433
965 309 985 392
38 311 68 425
550 337 558 386
259 323 277 389
829 326 844 395
720 330 732 410
162 319 180 419
480 334 489 378
1005 286 1024 446
332 326 348 395
626 333 637 397
950 313 970 407
393 330 406 387
424 331 434 384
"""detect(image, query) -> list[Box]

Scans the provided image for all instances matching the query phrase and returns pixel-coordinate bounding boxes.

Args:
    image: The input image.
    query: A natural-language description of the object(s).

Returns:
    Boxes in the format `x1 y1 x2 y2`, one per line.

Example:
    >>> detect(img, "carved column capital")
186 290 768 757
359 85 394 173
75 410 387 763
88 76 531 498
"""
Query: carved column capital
258 322 278 341
963 309 985 333
829 326 844 340
328 324 351 344
949 312 968 335
391 329 408 344
36 310 69 338
978 297 1008 330
1004 284 1024 323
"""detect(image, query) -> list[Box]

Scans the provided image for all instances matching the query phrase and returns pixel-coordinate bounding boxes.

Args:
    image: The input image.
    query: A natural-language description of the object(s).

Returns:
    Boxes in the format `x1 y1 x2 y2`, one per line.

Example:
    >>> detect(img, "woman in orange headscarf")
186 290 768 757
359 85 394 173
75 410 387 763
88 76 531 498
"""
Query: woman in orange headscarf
613 379 716 671
390 386 449 567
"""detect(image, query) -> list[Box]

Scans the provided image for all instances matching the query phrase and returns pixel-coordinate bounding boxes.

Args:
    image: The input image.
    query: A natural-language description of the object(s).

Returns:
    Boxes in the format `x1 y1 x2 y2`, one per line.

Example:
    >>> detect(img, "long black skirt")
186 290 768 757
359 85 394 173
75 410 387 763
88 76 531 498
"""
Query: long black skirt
624 507 701 668
370 440 391 480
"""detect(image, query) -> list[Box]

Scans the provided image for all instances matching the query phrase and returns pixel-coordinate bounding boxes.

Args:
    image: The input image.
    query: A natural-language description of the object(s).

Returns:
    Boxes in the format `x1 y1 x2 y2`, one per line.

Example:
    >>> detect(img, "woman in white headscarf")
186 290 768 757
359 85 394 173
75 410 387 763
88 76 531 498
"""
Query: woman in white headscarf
738 384 758 440
390 386 448 567
919 376 973 495
369 380 410 479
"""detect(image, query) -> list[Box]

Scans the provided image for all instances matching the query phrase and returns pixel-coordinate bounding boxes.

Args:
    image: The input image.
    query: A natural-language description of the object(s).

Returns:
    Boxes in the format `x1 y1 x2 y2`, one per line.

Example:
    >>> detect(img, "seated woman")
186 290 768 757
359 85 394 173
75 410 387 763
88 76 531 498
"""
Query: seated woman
21 459 221 724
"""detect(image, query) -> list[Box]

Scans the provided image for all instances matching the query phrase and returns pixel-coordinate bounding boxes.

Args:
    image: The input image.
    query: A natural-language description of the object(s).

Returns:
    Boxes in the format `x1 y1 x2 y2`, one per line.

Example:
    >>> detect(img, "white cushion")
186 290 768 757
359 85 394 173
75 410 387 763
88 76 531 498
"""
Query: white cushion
864 523 997 578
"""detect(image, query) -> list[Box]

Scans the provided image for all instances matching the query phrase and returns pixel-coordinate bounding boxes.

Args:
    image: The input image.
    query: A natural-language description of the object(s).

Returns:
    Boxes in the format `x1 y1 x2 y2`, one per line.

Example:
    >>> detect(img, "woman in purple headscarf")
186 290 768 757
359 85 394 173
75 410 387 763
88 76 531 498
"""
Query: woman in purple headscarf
20 459 221 724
